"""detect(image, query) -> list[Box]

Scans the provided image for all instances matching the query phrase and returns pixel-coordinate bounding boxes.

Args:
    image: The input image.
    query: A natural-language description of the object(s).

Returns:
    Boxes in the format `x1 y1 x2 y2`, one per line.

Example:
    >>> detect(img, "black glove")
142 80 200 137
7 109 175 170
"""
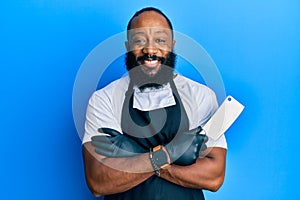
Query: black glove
91 128 147 158
165 126 208 166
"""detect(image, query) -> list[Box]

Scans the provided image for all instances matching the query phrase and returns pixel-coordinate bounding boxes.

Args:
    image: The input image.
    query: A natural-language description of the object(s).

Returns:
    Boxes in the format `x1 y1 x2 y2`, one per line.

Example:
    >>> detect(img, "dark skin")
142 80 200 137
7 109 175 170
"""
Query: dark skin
82 11 227 196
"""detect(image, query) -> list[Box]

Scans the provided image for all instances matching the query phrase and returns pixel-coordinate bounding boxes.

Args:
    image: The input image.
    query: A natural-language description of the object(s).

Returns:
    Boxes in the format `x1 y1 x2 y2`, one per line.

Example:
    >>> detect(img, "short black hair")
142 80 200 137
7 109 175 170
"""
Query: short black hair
127 7 173 32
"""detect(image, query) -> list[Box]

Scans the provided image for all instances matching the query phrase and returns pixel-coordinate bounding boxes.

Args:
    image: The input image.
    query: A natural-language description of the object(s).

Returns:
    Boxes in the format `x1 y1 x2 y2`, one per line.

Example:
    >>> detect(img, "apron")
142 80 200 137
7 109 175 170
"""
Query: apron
104 79 205 200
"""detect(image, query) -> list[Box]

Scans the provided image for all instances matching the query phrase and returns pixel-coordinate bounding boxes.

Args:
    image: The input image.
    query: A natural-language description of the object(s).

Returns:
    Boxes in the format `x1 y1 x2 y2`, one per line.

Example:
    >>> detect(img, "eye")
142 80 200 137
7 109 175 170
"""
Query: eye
133 38 146 45
156 38 166 43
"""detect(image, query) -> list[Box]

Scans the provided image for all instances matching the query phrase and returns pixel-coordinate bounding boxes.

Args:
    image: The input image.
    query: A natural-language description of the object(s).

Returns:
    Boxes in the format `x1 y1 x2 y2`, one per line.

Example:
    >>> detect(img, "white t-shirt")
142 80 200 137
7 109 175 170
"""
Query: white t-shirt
83 74 227 149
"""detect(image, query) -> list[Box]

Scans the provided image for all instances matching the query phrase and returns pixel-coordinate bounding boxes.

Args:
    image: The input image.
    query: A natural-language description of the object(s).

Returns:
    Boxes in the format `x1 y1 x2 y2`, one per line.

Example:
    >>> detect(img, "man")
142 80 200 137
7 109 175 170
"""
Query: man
82 7 227 200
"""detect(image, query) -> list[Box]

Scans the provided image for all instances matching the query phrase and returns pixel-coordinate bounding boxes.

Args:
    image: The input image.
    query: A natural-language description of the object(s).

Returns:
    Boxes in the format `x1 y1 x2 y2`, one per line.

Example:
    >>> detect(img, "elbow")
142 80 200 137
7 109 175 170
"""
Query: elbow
82 143 107 196
85 174 104 196
206 175 224 192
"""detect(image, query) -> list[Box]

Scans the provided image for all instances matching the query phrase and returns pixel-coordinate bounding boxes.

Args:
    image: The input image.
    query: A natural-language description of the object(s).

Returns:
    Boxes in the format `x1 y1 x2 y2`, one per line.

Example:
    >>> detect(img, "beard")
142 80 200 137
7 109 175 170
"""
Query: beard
125 51 177 91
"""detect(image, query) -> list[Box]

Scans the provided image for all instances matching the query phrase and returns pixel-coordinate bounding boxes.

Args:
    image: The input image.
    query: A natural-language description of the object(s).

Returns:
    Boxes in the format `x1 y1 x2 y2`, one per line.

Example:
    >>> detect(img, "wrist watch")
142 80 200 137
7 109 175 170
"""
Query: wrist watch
152 145 170 169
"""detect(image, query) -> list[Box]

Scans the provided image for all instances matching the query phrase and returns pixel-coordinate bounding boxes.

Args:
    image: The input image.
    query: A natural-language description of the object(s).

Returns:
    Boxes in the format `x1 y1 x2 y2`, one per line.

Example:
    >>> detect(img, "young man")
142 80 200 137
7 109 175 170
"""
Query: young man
82 7 227 200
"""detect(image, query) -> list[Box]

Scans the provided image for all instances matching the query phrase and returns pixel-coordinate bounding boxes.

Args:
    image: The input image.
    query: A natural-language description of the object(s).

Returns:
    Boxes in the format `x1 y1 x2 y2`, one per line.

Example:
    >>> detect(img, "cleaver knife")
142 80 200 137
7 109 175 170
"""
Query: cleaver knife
201 96 244 140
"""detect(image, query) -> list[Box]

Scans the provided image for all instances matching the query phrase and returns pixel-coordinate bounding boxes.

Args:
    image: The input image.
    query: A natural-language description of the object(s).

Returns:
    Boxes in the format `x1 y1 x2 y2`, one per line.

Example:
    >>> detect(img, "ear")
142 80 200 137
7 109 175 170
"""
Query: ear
125 41 129 52
172 40 176 49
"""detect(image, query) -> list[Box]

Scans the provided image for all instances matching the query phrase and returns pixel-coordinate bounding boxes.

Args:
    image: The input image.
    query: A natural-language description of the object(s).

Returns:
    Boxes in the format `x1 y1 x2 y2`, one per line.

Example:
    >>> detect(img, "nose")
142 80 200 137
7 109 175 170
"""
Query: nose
142 41 158 55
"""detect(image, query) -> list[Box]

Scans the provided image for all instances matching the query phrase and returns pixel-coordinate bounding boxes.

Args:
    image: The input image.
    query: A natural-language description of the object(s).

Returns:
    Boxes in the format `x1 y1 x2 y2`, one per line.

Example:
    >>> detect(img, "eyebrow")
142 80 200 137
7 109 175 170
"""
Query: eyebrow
153 30 170 35
131 31 145 37
130 29 170 38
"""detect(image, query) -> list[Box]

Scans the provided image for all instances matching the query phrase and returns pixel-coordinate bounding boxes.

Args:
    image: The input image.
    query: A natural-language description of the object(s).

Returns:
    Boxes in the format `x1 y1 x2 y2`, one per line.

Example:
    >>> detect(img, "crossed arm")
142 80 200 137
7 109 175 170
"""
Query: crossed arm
82 142 226 196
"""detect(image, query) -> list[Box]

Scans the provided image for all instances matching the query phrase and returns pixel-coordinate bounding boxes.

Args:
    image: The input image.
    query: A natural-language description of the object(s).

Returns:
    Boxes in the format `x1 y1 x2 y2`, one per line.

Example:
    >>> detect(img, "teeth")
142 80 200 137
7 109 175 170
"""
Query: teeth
145 60 158 64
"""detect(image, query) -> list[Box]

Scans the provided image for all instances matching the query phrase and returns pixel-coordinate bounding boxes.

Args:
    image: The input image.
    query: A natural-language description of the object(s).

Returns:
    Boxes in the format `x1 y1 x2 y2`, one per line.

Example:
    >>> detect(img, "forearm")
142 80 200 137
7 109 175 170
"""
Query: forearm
83 142 154 196
160 147 226 192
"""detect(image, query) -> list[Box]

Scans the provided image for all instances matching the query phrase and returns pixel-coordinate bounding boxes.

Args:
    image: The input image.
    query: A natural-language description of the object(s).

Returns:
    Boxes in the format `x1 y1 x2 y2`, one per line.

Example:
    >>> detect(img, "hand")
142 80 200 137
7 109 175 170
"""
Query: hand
165 126 208 166
91 128 147 158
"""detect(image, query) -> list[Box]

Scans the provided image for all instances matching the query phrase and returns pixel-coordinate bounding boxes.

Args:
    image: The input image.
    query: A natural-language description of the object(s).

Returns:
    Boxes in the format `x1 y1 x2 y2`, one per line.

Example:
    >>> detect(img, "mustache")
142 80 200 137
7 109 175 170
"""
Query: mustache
125 51 177 72
136 54 166 63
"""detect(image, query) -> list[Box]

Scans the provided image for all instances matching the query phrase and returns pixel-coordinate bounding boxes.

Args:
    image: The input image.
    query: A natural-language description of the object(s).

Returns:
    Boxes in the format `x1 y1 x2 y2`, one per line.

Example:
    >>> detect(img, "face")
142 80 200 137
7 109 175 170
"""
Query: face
126 11 176 77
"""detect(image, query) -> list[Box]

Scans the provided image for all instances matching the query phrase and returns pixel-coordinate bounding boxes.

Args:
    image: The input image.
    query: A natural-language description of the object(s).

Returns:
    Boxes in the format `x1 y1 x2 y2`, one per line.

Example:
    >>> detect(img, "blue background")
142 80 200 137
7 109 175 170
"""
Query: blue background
1 0 299 199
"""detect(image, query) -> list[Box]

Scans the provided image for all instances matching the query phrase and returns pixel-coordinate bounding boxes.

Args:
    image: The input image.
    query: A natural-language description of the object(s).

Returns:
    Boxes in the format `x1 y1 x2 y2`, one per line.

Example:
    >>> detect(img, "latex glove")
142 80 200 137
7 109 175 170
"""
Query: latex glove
165 126 208 166
91 128 147 158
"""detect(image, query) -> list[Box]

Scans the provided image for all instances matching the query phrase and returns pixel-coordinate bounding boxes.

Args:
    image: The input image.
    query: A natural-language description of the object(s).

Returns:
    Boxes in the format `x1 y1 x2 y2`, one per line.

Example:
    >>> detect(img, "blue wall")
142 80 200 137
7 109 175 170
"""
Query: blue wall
1 0 299 199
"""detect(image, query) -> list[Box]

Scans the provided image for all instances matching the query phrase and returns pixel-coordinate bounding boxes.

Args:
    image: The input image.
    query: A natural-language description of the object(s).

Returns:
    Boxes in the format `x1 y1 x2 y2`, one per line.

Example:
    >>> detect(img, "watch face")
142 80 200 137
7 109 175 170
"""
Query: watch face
153 149 168 167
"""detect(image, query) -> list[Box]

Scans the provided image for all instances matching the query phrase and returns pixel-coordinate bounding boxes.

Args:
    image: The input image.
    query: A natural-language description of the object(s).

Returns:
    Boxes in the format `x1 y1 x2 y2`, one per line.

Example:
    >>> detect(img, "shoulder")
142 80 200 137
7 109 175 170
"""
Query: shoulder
174 74 217 104
174 74 218 127
91 76 129 100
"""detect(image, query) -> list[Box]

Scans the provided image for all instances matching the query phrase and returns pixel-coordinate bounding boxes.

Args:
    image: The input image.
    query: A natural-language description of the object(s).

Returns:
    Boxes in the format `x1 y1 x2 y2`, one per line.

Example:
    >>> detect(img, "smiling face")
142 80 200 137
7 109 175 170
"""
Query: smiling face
126 11 176 77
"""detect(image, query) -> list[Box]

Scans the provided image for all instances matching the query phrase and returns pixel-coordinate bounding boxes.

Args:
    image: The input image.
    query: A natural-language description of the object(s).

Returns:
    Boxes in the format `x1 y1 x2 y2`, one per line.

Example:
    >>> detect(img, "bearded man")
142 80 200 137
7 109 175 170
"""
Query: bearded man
82 7 227 200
